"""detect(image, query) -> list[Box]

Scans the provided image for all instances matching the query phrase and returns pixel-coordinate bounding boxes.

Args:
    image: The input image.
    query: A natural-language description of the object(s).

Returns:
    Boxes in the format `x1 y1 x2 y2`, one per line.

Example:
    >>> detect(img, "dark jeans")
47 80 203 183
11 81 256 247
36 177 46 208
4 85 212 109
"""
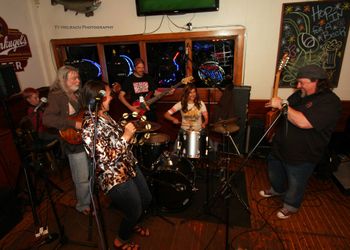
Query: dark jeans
107 166 152 241
267 154 316 211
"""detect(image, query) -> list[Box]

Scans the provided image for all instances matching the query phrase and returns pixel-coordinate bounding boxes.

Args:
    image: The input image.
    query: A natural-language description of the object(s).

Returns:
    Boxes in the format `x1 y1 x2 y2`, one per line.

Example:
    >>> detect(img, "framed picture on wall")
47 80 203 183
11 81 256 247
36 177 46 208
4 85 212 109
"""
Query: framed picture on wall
276 1 350 87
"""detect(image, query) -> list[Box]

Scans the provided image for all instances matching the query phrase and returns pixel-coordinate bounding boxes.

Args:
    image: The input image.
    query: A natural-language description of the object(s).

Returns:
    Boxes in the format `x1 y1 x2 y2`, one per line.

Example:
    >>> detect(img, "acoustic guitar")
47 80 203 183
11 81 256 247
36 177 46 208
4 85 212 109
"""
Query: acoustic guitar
131 76 194 118
59 83 121 145
265 52 289 142
59 111 84 145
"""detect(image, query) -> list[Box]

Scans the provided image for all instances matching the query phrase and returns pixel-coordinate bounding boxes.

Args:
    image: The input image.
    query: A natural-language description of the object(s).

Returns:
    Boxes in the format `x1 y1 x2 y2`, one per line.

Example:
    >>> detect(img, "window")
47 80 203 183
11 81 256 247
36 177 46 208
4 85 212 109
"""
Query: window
51 29 245 92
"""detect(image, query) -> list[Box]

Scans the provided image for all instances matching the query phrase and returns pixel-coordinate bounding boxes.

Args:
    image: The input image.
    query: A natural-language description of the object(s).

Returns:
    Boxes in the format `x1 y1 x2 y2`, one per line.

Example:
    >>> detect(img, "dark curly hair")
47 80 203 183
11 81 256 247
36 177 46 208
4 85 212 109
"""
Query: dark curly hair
80 80 108 110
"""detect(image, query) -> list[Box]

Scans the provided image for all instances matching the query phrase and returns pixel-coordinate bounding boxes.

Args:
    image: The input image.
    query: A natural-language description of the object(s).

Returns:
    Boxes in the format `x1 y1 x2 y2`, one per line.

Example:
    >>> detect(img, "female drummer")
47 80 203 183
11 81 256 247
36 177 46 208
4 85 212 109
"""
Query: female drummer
80 80 152 250
164 83 209 156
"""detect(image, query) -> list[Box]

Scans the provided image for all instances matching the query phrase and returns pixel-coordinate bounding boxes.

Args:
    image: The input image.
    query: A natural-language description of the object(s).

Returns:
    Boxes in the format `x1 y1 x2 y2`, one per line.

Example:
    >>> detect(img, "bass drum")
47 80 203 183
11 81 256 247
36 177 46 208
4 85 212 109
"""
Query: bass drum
152 156 194 212
139 133 170 171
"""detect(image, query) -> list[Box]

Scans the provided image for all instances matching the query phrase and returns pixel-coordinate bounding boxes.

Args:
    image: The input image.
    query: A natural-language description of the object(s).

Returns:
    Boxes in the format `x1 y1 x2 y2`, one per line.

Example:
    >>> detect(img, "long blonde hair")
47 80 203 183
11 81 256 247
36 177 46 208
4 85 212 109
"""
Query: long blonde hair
51 65 79 94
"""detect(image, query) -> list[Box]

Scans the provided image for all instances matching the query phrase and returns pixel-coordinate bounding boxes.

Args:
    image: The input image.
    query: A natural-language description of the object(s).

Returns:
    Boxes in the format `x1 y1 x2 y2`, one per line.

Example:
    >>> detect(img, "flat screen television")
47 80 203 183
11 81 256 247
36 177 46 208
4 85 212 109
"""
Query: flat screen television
135 0 219 16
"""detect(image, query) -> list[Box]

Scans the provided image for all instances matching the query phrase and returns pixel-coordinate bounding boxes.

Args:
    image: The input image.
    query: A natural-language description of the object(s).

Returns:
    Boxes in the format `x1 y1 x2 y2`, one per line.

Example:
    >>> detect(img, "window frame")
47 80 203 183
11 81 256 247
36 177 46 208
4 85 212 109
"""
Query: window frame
51 29 245 86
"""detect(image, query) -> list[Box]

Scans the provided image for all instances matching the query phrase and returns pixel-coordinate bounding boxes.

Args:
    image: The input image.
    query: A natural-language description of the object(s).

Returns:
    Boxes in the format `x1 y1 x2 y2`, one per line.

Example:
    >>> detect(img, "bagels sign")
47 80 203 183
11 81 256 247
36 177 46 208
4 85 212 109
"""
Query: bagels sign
0 17 32 71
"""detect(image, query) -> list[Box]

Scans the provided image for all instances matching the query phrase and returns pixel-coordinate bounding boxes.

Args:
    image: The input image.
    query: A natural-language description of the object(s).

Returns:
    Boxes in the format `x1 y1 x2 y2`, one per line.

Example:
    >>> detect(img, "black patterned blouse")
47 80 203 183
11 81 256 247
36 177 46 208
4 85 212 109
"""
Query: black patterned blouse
82 113 137 193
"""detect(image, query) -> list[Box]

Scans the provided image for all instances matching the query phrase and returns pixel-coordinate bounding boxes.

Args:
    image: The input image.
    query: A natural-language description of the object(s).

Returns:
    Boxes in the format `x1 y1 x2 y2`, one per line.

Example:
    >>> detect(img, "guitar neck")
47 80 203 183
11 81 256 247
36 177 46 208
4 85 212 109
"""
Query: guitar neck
146 81 183 106
272 71 281 98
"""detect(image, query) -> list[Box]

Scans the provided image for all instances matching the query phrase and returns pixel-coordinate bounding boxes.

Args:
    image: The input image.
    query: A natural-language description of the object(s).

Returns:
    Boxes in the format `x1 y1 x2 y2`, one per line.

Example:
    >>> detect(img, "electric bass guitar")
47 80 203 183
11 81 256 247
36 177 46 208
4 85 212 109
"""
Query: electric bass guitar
59 83 121 144
131 76 194 118
265 52 289 142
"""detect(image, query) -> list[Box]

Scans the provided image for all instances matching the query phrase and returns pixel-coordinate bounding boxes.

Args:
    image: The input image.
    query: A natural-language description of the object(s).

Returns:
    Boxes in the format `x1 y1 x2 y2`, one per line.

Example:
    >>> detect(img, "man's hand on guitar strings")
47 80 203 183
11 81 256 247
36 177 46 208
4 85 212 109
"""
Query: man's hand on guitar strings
265 97 283 109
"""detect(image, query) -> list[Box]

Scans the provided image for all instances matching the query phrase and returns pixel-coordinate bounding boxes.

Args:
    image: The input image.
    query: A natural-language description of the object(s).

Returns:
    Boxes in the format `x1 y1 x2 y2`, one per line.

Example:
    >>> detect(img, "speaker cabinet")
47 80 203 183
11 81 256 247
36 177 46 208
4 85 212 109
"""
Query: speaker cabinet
333 160 350 195
0 65 21 98
214 85 251 154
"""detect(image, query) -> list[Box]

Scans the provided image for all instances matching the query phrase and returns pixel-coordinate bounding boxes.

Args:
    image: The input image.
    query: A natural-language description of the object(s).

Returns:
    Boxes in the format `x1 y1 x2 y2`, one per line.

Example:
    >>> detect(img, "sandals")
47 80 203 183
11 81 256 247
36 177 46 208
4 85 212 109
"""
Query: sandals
133 225 150 237
113 239 139 250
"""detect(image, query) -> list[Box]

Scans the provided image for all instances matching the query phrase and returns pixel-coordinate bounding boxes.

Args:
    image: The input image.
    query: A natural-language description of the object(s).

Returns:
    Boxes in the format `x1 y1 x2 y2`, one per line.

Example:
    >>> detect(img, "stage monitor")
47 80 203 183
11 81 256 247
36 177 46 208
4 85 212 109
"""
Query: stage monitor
135 0 219 16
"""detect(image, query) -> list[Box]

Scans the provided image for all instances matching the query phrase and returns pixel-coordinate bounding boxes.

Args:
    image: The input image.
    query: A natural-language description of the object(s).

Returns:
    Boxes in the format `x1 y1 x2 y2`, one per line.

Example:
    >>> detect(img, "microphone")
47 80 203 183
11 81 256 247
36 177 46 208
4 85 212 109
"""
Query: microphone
89 90 106 106
34 97 48 112
281 100 289 116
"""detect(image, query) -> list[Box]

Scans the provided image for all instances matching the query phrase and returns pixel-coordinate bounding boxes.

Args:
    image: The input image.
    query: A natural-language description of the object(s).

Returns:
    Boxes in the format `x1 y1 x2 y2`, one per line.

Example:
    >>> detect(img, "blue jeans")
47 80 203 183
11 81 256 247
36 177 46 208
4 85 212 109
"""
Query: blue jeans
267 154 316 211
67 151 91 212
107 166 152 241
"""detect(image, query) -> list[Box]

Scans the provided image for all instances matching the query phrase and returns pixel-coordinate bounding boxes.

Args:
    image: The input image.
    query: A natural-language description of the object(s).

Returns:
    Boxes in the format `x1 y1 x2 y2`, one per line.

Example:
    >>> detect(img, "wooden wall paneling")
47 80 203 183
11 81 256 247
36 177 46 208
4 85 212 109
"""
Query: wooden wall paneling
97 43 108 83
233 28 245 84
139 41 148 72
185 39 192 77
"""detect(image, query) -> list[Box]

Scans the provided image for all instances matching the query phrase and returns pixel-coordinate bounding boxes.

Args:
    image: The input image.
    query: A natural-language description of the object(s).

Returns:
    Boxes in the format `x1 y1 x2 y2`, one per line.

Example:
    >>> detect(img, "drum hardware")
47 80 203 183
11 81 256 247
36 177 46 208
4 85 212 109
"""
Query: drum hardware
149 155 195 212
138 133 170 171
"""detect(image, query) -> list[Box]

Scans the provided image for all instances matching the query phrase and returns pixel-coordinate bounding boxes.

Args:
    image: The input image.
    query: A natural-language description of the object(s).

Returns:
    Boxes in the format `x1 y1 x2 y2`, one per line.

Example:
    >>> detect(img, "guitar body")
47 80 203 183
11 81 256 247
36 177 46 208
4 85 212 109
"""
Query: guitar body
131 76 194 119
265 109 279 141
59 127 82 145
59 112 84 145
59 85 122 145
132 92 153 118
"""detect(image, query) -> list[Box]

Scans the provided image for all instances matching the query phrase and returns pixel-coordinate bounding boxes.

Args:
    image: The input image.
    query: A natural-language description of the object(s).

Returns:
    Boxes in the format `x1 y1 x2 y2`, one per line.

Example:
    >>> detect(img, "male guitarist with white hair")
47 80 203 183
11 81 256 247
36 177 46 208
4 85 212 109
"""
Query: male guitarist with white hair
43 65 91 216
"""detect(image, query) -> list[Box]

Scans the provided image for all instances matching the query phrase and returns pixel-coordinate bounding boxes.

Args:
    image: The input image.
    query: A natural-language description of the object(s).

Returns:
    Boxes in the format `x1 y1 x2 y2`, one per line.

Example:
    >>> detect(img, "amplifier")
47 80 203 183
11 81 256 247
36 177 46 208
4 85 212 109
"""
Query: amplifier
332 160 350 195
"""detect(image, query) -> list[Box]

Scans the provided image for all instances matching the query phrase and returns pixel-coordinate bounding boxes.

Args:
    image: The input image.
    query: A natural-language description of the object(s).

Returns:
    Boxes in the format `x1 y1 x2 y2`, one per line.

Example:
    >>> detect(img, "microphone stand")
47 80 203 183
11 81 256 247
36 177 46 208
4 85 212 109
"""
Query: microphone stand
1 98 60 248
205 109 284 250
87 101 108 250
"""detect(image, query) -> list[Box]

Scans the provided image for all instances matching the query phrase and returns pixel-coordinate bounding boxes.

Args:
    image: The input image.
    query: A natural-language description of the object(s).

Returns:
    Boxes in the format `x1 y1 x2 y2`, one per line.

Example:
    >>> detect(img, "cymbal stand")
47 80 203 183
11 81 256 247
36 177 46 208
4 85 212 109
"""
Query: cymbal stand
208 110 283 249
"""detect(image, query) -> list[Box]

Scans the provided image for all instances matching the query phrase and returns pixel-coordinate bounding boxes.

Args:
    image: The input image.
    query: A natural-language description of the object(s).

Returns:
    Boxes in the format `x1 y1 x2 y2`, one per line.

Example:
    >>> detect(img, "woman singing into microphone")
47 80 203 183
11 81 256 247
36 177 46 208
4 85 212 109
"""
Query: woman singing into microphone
80 80 152 250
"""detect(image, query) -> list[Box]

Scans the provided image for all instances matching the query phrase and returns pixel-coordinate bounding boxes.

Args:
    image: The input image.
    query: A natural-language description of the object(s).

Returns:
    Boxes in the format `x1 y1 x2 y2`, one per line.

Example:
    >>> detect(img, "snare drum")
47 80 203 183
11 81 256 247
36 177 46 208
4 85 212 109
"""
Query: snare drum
140 133 170 171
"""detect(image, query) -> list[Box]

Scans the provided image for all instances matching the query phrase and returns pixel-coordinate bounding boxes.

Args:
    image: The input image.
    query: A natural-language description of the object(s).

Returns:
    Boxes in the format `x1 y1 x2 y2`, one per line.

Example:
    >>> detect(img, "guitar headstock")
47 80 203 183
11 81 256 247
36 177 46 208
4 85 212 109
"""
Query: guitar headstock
278 52 290 71
181 76 194 85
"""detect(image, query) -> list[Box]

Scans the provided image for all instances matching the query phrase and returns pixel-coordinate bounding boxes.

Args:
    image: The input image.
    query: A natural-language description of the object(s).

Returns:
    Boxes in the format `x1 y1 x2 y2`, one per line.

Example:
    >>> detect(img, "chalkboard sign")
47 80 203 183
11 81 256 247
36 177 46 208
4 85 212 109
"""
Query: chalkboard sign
277 1 350 87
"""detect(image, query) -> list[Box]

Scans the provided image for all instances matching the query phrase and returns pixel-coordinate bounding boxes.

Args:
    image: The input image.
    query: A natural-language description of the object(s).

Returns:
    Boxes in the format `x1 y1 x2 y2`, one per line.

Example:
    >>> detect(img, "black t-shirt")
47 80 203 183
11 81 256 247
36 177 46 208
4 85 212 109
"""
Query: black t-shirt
121 73 158 121
121 73 157 103
272 89 341 164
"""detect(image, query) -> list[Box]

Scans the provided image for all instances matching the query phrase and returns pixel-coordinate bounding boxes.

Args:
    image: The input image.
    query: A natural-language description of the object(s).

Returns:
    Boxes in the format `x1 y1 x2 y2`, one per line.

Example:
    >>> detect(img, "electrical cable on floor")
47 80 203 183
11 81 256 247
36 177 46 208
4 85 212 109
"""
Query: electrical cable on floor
226 158 286 249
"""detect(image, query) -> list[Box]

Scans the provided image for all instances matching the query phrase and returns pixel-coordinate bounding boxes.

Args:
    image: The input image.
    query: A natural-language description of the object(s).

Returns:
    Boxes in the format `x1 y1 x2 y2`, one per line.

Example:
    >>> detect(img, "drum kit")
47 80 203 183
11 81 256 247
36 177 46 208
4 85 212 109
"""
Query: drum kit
134 118 241 212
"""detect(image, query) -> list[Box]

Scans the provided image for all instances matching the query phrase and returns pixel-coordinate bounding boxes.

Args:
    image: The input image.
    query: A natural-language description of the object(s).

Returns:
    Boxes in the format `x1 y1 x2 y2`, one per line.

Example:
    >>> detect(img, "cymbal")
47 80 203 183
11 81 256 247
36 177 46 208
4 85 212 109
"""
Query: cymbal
211 118 240 134
135 121 161 133
213 117 238 126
